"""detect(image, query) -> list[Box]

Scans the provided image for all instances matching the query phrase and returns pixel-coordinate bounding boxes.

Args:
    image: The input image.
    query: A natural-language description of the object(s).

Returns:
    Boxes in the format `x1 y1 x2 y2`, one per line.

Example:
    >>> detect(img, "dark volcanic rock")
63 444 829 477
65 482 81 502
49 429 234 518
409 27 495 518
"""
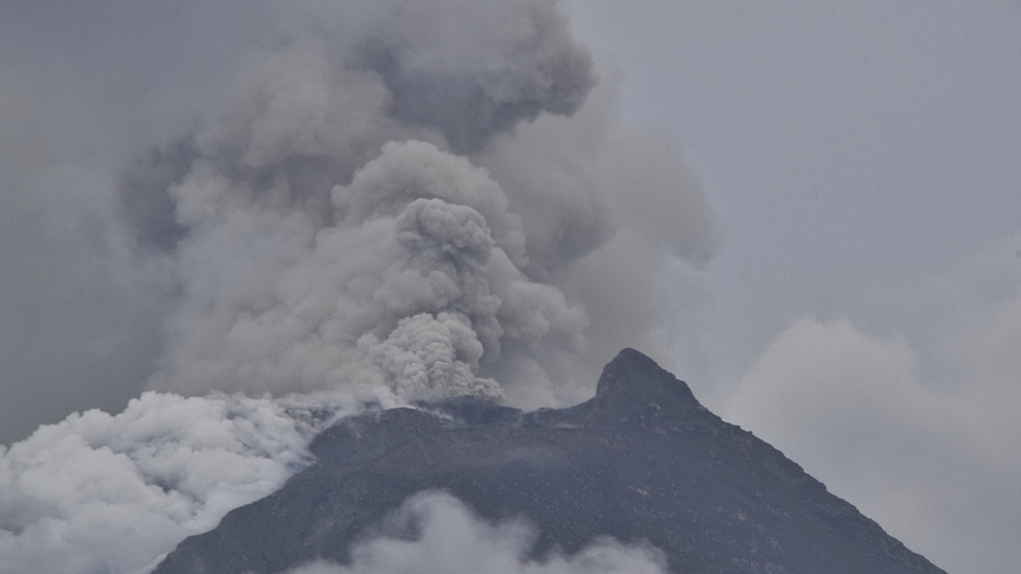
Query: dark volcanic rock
156 349 948 574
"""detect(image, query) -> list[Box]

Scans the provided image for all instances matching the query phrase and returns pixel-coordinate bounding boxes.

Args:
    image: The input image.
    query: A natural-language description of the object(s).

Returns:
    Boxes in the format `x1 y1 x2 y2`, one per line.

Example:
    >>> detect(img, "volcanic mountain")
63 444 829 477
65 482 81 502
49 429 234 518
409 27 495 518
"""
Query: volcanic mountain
155 349 948 574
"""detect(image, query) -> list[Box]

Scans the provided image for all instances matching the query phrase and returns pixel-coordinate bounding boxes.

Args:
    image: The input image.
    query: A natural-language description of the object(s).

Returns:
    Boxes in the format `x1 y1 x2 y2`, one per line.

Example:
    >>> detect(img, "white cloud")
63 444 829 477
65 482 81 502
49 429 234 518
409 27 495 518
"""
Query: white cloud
286 491 667 574
0 390 368 574
725 237 1021 574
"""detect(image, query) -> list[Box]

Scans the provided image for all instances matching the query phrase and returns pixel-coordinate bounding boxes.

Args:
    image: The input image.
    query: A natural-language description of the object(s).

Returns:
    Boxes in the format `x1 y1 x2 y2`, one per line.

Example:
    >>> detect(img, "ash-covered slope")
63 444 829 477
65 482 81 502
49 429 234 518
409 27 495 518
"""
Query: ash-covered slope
156 349 947 574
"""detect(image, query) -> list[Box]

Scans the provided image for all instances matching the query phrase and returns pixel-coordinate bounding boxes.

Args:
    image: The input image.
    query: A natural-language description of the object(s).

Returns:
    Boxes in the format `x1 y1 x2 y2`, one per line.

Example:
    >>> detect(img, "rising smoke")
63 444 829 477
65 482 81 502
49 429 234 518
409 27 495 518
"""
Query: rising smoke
0 1 719 572
122 0 719 405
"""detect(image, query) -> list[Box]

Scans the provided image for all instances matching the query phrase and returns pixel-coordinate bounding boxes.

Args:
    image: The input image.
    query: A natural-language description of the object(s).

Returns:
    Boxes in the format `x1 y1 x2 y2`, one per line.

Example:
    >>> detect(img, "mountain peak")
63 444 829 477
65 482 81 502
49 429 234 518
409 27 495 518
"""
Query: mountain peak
583 348 702 429
156 349 948 574
596 348 695 401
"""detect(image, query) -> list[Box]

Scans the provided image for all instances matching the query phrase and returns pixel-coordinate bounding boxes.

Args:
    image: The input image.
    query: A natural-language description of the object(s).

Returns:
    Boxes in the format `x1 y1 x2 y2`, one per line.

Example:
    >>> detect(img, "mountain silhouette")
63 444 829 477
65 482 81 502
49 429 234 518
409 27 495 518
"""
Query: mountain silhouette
155 348 948 574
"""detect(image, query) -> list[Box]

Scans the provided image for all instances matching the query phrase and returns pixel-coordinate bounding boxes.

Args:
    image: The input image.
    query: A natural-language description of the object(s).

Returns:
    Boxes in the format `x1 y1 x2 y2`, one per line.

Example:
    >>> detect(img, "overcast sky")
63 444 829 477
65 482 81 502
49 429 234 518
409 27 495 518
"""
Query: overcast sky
570 2 1021 573
0 2 1018 574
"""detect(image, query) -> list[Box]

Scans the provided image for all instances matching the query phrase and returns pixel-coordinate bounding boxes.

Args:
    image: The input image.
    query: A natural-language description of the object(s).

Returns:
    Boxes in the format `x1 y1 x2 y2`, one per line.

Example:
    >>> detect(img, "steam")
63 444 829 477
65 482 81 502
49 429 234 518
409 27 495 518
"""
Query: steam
0 390 371 574
0 0 720 572
286 491 667 574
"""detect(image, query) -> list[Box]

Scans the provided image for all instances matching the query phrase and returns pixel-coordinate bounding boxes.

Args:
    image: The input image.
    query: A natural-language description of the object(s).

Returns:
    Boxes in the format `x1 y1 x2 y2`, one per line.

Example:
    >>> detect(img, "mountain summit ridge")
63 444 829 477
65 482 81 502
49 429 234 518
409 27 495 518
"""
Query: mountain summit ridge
584 347 705 427
155 349 948 574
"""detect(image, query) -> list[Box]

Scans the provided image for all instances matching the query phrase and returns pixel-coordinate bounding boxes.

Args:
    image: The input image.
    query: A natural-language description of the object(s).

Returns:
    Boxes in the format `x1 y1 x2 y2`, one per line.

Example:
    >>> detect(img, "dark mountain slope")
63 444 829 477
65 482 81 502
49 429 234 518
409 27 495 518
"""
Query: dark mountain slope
156 349 948 574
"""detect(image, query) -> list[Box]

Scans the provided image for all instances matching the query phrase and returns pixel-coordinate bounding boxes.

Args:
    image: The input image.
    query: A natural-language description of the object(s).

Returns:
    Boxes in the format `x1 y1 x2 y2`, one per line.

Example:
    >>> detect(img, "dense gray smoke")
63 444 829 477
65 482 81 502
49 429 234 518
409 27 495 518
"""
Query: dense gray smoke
0 0 719 571
125 0 718 405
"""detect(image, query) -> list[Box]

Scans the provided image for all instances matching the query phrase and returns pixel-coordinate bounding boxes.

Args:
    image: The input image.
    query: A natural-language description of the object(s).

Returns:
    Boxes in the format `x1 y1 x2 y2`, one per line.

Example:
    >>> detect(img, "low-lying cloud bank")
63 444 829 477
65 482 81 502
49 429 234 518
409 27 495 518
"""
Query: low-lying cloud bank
286 491 667 574
0 390 379 574
726 235 1021 574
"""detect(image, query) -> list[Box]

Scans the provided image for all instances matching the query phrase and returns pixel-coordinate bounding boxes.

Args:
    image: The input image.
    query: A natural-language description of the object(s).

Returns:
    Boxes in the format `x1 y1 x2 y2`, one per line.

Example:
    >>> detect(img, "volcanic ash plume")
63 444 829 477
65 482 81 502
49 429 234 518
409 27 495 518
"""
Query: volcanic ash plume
137 0 596 402
0 1 720 572
149 134 590 399
131 0 717 405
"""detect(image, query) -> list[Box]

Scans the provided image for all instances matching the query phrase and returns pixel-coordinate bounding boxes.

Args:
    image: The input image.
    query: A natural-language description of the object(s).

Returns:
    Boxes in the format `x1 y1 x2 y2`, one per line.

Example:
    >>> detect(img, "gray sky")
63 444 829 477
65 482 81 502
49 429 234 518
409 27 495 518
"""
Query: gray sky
0 2 1018 573
569 2 1021 573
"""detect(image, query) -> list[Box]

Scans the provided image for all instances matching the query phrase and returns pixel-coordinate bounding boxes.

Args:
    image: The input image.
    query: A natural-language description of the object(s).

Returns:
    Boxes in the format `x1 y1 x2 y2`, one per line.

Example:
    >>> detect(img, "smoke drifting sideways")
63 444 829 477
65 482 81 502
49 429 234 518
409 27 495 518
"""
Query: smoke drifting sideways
0 0 719 572
286 491 668 574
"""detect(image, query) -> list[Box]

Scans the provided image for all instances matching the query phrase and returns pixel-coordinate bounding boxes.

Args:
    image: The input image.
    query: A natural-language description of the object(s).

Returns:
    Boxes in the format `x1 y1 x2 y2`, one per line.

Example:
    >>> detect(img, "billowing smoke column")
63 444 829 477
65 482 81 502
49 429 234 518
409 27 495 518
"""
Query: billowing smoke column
137 0 597 402
151 139 587 400
125 0 718 405
0 0 720 572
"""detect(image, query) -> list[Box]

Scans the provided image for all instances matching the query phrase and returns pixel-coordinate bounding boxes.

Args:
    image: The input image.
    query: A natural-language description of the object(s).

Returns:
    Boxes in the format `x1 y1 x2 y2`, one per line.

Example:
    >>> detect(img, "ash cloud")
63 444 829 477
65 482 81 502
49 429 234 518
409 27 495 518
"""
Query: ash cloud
0 0 720 438
0 0 722 439
0 1 720 571
123 0 718 404
117 138 198 253
357 0 595 152
148 138 591 400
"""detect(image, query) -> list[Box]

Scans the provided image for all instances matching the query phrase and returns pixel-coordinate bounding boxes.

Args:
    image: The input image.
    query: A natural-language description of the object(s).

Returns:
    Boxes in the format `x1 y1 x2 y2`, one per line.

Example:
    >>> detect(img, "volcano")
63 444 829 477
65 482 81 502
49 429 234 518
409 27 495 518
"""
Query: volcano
155 349 947 574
